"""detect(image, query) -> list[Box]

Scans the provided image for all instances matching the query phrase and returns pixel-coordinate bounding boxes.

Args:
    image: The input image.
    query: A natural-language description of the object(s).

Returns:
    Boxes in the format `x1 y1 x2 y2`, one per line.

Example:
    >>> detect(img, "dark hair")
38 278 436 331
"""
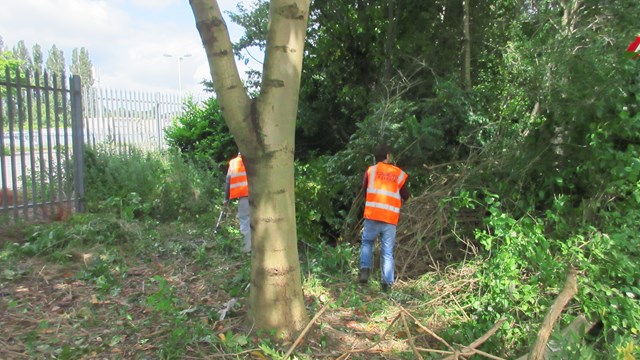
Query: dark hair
374 144 390 162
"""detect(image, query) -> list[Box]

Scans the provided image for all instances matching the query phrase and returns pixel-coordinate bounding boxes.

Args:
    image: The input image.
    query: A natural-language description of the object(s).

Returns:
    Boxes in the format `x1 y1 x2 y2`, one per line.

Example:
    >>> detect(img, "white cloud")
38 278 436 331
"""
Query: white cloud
130 0 180 10
0 0 261 98
1 0 129 49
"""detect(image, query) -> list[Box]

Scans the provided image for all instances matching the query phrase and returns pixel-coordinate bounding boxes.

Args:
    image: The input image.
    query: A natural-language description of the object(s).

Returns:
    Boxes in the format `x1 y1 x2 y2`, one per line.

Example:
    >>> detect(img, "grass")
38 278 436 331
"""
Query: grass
4 199 634 359
0 214 493 360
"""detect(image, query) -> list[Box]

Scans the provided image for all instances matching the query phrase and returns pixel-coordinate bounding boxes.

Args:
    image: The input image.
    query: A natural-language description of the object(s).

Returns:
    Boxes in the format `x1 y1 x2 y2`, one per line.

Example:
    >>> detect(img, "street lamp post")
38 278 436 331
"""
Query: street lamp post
163 53 192 98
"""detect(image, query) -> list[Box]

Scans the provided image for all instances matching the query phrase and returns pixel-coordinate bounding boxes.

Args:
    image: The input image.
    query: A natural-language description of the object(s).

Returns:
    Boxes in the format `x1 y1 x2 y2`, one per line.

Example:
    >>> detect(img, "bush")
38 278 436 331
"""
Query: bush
164 97 236 173
447 191 640 358
83 146 221 221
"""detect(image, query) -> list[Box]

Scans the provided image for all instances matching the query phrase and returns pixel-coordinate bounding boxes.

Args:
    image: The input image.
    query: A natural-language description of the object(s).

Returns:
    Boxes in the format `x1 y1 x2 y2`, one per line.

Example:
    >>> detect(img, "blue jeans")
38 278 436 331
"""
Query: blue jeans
237 197 251 252
360 219 396 285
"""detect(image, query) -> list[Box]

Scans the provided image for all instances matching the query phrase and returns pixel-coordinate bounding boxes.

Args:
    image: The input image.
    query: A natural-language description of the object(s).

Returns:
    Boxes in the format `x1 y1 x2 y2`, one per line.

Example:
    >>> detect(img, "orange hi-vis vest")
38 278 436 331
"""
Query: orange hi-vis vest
228 156 249 199
363 162 407 225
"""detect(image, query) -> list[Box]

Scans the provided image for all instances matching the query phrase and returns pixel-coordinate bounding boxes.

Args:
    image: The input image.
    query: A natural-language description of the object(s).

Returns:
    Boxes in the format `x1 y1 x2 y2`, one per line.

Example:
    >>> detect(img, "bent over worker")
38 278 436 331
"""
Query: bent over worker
224 153 252 253
358 145 409 292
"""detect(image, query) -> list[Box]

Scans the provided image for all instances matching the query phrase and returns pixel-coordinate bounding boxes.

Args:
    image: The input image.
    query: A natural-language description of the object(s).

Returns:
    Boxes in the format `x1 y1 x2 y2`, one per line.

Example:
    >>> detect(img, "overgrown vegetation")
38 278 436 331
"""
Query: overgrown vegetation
2 0 640 358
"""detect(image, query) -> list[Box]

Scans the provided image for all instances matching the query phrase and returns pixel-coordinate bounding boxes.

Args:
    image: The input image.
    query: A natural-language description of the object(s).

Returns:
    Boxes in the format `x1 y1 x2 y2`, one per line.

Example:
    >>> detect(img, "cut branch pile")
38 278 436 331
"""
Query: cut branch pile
394 159 486 279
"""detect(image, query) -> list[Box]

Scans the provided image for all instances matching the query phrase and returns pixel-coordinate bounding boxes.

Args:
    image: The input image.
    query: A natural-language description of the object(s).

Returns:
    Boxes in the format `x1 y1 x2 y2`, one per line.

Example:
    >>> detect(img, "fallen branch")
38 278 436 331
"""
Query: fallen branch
0 349 29 359
443 318 508 360
399 305 455 352
466 318 508 350
400 311 424 360
336 312 402 359
283 302 330 360
529 267 578 360
400 304 506 359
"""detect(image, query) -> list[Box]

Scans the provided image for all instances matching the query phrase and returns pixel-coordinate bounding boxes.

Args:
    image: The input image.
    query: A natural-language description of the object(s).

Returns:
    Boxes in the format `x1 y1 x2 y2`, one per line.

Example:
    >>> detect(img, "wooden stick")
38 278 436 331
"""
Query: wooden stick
467 318 507 349
471 348 507 360
443 318 507 360
336 312 402 358
400 306 455 352
283 302 330 360
400 311 424 360
529 267 578 360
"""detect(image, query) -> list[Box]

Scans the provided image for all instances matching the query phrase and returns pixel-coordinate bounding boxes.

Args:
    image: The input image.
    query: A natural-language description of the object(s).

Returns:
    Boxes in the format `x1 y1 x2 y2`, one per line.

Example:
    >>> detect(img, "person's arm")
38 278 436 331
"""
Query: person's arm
399 176 409 201
224 169 231 205
361 171 369 193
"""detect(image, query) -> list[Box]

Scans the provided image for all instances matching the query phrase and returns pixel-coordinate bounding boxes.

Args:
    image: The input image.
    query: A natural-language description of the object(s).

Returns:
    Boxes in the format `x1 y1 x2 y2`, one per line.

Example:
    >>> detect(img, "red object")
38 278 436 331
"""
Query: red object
228 155 249 199
363 162 408 225
627 36 640 53
627 36 640 60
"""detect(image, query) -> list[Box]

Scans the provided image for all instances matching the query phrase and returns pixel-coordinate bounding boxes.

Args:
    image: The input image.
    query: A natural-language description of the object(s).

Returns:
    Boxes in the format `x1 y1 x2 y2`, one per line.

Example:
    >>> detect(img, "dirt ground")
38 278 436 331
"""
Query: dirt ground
0 228 439 359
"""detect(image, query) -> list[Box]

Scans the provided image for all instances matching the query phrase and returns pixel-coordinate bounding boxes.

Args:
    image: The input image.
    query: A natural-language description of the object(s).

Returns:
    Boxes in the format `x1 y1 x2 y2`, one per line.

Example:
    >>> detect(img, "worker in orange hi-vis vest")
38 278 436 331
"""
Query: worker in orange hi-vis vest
224 152 251 253
358 144 409 292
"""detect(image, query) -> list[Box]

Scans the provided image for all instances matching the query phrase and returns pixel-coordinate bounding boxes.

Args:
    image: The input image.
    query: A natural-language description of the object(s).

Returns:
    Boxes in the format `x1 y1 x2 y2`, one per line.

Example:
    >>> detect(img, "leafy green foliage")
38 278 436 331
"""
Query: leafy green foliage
294 157 354 244
164 97 235 174
83 146 163 209
146 275 180 313
3 1 640 358
220 260 250 298
11 215 135 258
0 50 20 79
302 242 355 278
443 188 640 357
83 146 220 221
152 153 222 221
75 250 124 295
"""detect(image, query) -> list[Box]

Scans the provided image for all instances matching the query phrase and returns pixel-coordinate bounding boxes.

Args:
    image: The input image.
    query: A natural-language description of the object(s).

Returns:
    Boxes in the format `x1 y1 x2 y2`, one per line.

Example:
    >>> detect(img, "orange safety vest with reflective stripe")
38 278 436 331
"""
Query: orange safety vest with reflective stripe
228 156 249 199
363 162 407 225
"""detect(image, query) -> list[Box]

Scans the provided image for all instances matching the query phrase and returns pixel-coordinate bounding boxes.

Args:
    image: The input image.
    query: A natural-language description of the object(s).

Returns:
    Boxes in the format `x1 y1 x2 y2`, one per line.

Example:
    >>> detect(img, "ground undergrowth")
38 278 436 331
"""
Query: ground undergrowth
0 213 505 360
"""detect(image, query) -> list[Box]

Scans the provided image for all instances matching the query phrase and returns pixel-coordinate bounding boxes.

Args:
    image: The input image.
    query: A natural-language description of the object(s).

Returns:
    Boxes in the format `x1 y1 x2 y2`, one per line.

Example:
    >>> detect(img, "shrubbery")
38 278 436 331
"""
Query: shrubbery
164 97 236 174
83 145 221 222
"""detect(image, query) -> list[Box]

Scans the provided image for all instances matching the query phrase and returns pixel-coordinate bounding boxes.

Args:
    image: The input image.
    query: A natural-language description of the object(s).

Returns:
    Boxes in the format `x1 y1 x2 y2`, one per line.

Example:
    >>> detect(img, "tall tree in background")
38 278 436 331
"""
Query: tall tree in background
190 0 311 338
0 47 20 79
227 0 498 157
45 45 65 77
462 0 471 90
32 44 43 75
71 47 94 86
13 40 32 73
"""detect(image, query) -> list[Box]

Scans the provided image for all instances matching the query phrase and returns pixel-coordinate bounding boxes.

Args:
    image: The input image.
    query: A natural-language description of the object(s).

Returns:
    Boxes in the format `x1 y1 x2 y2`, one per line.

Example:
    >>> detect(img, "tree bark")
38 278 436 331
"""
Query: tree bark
384 0 397 83
529 267 578 360
462 0 471 91
190 0 310 338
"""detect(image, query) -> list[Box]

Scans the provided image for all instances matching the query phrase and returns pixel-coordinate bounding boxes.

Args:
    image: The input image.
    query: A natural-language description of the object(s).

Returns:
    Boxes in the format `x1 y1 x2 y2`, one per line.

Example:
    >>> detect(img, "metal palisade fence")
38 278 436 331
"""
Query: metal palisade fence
1 67 199 222
83 87 189 153
0 68 84 221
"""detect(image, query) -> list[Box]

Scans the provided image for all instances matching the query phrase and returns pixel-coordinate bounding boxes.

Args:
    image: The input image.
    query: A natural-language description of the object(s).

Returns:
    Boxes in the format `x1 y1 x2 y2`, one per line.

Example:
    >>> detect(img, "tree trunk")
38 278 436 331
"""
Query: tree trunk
384 0 397 83
248 152 307 334
462 0 471 91
190 0 310 338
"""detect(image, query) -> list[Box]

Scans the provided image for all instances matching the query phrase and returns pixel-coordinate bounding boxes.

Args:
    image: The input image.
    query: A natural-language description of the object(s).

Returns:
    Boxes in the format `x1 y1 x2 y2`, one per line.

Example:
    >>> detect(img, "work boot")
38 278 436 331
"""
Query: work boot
381 283 391 293
358 268 370 284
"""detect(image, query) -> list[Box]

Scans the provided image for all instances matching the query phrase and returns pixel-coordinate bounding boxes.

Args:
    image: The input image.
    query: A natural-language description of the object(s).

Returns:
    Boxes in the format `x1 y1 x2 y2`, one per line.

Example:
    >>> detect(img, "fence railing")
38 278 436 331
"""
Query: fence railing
0 69 84 221
82 87 198 152
1 67 202 222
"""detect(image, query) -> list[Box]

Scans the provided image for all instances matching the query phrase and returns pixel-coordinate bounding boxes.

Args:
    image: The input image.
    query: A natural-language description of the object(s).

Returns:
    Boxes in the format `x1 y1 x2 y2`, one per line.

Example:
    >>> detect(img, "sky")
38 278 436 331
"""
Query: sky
0 0 261 98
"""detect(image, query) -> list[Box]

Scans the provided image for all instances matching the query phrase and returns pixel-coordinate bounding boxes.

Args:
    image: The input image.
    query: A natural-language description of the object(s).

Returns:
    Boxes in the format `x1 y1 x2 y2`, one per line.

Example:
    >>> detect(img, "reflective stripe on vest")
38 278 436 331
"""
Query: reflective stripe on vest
229 156 249 199
363 163 407 225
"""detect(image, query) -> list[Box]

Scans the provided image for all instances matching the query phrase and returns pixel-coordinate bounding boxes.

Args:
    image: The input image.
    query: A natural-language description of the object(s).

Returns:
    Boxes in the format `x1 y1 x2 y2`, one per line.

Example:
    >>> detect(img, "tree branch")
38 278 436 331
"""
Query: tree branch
529 267 578 360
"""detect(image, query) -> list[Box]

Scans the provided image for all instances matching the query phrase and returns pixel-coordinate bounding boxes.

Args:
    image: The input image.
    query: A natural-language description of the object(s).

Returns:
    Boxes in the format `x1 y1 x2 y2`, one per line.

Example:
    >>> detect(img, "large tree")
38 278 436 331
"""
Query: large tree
13 40 32 73
32 44 43 75
45 45 65 77
189 0 310 338
70 47 94 87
